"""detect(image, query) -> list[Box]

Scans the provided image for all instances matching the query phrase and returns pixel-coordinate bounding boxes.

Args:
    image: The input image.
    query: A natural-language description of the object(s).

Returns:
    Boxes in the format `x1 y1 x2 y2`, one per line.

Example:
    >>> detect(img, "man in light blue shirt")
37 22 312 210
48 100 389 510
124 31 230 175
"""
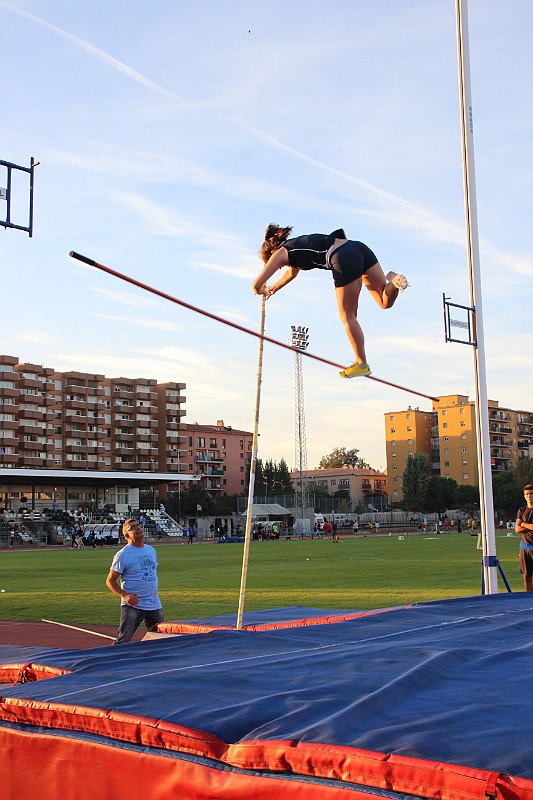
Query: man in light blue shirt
106 518 164 643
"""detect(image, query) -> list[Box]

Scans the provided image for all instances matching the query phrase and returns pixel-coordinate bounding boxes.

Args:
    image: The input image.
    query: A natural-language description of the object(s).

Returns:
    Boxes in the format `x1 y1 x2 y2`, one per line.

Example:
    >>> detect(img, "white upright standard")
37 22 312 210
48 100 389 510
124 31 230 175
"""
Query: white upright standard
455 0 498 593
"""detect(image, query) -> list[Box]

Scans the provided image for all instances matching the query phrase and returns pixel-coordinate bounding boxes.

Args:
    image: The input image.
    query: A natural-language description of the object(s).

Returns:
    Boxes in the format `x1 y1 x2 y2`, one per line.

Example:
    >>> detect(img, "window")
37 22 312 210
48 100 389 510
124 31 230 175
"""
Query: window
461 421 466 427
461 434 466 440
462 447 467 453
462 460 468 465
391 440 396 446
406 413 411 419
443 423 448 428
460 408 465 414
443 448 449 454
407 426 412 432
408 439 413 445
442 410 447 416
444 461 450 467
391 427 396 433
443 436 449 441
198 437 205 448
389 415 395 420
463 473 468 480
392 452 396 458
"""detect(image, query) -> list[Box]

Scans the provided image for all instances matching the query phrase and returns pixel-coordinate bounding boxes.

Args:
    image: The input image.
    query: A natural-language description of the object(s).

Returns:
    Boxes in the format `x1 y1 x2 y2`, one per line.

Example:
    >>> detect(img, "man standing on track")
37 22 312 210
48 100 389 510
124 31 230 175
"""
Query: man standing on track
105 518 164 643
516 484 533 592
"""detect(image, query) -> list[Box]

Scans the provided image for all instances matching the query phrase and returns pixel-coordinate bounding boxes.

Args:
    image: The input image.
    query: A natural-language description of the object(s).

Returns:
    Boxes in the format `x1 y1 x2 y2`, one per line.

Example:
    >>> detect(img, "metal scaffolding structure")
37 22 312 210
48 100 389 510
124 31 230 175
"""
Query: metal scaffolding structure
291 325 310 524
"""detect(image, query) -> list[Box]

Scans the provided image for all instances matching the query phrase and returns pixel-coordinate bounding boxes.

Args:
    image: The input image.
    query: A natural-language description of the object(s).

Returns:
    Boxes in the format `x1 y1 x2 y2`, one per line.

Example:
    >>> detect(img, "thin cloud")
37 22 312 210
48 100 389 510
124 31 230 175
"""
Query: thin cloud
94 313 181 332
17 330 57 345
91 287 160 308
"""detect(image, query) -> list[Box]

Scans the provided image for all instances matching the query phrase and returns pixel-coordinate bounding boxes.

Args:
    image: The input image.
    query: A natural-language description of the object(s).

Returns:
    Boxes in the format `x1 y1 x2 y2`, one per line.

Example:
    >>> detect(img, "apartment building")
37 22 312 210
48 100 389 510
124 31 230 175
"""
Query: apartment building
291 466 387 507
385 394 533 502
0 354 186 472
179 420 254 496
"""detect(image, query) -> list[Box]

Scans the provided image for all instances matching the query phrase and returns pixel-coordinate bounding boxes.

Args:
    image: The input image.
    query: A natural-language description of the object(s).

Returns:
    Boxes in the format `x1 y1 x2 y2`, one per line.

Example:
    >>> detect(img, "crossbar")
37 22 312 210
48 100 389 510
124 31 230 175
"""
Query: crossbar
69 250 439 403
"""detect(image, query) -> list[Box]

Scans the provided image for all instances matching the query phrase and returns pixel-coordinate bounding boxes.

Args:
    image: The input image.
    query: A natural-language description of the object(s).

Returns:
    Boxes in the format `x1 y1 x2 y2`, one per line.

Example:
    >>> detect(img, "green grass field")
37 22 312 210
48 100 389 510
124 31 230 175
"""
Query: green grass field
0 533 522 626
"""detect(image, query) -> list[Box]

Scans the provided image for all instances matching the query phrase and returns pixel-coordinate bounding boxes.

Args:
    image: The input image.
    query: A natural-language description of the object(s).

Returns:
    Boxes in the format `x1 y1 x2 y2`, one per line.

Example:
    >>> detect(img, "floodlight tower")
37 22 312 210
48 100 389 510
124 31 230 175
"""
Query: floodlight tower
291 325 310 525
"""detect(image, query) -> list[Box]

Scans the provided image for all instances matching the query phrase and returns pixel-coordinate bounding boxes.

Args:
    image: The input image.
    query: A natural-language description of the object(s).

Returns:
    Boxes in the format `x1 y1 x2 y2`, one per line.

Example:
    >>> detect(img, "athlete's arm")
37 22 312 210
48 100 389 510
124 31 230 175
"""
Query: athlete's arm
252 248 289 295
265 266 300 296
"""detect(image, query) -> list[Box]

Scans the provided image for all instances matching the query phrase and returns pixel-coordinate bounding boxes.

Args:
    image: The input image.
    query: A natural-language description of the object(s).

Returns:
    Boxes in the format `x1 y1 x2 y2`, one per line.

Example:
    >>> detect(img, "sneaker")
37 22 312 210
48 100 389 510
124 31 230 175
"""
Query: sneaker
339 362 372 379
385 271 409 292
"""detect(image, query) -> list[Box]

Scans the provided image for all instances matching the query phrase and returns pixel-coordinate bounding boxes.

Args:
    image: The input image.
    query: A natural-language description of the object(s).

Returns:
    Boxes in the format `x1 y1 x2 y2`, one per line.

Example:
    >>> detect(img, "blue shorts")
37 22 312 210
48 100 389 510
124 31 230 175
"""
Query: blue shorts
328 241 378 288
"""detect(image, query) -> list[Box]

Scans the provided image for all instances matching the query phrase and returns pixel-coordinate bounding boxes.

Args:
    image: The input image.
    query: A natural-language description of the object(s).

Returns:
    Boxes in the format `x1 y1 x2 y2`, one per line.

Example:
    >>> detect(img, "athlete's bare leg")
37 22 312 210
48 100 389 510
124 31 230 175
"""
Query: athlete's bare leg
362 262 400 309
335 278 367 365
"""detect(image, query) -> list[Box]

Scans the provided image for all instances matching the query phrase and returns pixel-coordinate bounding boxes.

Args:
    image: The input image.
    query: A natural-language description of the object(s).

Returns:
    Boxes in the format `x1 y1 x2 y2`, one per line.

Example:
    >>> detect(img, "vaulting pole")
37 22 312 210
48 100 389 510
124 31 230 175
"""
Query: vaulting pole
236 295 266 630
455 0 498 593
42 618 115 640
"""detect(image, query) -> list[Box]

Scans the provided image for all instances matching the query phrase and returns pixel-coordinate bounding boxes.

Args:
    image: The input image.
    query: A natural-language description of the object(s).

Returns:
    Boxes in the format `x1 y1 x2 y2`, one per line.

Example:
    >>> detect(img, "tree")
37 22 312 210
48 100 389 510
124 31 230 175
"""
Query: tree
176 481 217 516
425 476 458 513
513 458 533 489
492 472 522 517
277 458 293 492
454 483 480 511
401 453 431 511
319 447 369 469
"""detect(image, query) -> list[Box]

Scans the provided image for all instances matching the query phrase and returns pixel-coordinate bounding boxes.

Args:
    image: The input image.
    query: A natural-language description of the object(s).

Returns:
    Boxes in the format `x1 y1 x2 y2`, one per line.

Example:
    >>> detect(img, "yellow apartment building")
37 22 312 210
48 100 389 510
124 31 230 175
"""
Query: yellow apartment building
385 394 533 503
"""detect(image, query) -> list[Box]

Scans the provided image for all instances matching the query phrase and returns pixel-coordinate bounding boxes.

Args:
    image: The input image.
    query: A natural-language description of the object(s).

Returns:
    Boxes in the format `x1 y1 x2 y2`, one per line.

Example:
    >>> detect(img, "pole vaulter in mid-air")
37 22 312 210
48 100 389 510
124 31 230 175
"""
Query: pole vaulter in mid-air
254 224 409 380
69 250 437 402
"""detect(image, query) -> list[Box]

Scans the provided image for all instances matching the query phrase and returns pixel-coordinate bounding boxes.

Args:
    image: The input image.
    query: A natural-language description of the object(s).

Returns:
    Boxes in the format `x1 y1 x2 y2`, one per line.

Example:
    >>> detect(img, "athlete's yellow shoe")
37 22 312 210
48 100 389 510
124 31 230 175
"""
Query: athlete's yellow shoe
339 362 372 379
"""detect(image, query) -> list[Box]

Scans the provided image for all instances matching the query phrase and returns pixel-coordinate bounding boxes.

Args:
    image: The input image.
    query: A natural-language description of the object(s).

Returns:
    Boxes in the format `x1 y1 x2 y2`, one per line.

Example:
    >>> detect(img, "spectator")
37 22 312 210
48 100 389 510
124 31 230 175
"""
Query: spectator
105 518 164 644
516 484 533 592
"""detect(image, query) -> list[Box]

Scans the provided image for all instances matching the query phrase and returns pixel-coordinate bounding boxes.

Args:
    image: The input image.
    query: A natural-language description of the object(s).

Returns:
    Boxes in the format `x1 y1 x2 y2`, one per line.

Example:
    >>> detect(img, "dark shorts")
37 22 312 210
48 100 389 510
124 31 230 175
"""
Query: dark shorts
328 240 378 288
519 547 533 576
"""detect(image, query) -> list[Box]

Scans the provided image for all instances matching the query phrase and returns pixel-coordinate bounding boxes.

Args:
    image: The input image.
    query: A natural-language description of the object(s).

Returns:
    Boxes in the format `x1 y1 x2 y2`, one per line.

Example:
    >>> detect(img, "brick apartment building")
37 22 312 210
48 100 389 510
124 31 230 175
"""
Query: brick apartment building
385 393 533 503
0 354 186 472
179 421 254 496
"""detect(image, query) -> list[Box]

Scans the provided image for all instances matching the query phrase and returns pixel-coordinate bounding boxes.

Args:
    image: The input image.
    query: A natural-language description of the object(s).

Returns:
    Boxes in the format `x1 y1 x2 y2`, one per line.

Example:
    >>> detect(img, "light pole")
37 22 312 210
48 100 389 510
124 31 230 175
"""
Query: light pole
291 325 309 528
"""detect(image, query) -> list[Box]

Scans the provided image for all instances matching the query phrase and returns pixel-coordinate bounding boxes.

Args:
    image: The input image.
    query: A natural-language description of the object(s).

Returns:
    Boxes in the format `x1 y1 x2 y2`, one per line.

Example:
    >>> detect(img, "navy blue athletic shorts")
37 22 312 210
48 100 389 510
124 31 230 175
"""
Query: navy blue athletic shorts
328 240 378 288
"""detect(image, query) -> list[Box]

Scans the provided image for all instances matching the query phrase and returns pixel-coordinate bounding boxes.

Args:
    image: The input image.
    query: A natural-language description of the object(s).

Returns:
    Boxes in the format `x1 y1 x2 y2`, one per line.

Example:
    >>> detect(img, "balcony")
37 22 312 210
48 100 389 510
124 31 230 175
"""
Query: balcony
0 419 18 431
0 435 18 448
64 458 88 468
195 454 224 464
19 423 46 435
19 456 47 467
18 377 42 390
0 453 18 465
113 417 134 427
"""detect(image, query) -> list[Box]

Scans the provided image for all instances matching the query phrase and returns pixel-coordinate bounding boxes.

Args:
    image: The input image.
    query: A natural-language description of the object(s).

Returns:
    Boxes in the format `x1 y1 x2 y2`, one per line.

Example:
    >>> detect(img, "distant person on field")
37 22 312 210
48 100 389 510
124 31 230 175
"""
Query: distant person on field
105 518 164 644
516 484 533 592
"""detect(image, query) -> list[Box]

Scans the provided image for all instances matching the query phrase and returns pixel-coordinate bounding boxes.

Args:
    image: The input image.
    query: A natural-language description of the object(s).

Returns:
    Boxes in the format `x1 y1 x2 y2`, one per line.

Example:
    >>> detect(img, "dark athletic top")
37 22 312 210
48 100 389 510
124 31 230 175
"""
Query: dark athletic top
284 229 346 271
518 505 533 548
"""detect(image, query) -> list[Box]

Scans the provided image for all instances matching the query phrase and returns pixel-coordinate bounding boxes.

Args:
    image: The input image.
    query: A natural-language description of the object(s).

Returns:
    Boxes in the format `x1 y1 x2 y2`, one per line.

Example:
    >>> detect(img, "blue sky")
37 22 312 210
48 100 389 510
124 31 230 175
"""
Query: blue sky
1 0 531 473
